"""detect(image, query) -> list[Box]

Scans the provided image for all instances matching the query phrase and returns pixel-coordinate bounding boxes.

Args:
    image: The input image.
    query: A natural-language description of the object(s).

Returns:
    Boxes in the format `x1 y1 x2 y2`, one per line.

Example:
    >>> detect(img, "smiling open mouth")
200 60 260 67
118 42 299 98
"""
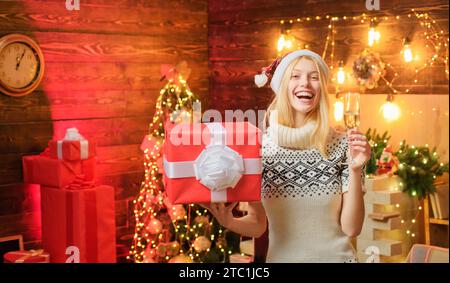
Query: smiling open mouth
294 91 315 100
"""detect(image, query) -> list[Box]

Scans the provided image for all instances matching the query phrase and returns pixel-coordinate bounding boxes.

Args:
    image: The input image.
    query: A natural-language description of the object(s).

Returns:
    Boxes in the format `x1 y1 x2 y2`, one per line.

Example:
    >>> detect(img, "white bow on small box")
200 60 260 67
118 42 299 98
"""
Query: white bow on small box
56 127 89 160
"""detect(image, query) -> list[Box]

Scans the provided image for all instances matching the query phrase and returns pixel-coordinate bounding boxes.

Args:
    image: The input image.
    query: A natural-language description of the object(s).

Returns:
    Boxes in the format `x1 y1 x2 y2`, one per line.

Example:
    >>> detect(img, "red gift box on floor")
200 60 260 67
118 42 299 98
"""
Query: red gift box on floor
22 155 96 188
163 122 262 204
48 128 96 161
40 184 116 263
4 249 50 263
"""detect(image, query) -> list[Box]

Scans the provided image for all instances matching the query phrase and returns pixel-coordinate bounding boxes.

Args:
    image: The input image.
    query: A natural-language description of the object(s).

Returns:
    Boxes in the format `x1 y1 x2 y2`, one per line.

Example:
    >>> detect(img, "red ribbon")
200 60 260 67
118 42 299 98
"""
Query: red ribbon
64 175 95 190
65 176 98 262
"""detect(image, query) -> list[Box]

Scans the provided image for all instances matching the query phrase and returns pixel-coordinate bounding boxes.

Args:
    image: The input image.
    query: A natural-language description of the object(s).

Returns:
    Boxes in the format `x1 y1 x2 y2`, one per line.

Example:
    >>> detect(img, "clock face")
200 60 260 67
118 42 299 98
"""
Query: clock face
0 42 40 90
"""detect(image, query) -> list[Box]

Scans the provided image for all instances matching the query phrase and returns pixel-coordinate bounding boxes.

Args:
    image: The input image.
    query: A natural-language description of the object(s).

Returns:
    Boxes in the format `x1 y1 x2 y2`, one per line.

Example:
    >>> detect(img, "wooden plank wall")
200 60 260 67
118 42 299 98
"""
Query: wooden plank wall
0 0 208 261
209 0 449 115
208 0 448 262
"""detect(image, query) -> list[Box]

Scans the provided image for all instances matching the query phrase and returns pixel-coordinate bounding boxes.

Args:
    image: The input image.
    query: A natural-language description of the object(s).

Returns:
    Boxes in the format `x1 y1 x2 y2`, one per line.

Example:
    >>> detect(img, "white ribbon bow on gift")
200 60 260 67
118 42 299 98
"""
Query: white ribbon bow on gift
164 123 261 202
57 127 89 160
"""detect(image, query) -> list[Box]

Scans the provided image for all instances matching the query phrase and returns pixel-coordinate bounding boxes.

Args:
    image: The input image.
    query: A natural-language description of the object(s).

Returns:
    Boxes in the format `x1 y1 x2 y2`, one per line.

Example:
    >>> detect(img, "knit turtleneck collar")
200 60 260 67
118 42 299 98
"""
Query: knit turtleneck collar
268 113 317 149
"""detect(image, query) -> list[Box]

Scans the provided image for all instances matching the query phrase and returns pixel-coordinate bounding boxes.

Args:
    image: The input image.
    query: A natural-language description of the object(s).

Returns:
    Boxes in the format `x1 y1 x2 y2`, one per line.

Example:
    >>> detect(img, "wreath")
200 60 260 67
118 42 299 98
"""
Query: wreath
353 49 386 91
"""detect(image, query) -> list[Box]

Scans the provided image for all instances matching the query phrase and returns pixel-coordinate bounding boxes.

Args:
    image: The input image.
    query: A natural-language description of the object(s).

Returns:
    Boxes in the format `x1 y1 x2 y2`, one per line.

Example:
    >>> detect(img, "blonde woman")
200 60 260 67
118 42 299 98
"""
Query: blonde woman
202 50 371 263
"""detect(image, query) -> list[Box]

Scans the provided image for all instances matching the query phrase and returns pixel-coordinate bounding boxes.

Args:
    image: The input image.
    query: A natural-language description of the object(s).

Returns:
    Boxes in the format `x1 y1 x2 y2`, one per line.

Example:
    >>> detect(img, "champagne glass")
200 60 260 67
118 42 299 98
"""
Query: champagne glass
343 92 360 164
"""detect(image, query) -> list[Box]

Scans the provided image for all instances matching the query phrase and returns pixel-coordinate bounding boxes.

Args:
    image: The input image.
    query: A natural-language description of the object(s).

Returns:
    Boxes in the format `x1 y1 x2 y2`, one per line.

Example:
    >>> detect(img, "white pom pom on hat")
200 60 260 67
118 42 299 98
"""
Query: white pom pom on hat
254 73 268 87
254 50 330 95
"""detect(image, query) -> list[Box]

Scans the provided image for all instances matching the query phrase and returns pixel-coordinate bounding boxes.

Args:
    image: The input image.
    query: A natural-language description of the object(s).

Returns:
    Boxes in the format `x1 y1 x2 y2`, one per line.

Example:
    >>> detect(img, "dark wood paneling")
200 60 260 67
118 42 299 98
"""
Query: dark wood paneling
0 0 208 252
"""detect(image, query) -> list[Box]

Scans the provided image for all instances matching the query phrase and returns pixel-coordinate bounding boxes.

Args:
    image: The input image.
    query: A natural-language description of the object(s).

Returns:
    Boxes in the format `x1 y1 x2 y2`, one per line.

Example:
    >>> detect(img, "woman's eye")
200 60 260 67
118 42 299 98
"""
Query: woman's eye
291 75 300 78
311 76 319 80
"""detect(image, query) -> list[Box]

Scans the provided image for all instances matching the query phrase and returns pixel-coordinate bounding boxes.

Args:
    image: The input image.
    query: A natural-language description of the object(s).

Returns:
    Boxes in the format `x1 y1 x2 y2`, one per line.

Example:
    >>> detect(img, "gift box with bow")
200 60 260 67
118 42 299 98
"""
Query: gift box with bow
22 154 96 188
163 122 262 204
4 249 50 263
48 128 96 161
40 181 116 263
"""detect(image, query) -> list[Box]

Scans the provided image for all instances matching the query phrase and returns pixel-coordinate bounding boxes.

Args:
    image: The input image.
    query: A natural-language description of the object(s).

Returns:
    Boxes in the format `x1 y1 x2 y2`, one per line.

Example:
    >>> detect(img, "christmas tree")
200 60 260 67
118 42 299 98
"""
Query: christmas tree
395 141 449 199
128 62 240 263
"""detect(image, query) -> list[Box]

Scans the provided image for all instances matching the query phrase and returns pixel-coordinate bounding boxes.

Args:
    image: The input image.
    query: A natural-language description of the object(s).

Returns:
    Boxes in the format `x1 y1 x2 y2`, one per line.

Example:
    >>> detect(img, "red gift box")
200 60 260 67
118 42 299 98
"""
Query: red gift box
163 122 262 204
40 185 116 263
22 155 96 188
4 249 50 263
48 140 96 161
48 128 96 161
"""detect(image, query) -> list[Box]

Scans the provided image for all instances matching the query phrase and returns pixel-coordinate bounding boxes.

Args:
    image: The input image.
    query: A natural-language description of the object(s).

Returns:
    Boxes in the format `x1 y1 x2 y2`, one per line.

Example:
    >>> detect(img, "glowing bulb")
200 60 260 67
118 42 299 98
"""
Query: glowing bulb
277 34 293 53
381 101 401 122
402 43 414 62
333 100 344 122
337 62 346 84
368 25 380 46
277 34 286 52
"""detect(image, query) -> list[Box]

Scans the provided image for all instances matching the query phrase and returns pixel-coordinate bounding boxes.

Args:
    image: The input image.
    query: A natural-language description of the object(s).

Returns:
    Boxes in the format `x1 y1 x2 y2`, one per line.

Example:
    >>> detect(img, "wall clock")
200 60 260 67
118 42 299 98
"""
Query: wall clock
0 34 45 97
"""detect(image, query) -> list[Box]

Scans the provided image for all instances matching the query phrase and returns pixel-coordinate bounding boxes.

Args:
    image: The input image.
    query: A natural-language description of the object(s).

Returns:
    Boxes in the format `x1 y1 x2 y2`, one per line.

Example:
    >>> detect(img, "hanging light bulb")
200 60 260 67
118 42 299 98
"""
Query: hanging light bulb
277 33 286 52
336 61 346 84
368 21 380 47
333 94 344 122
277 33 294 53
380 94 401 122
402 37 414 62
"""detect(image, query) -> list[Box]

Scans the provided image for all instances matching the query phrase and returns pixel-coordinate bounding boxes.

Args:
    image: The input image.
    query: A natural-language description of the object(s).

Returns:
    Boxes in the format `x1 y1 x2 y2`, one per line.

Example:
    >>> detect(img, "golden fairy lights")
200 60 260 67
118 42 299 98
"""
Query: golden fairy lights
128 78 203 263
278 9 448 123
128 77 237 263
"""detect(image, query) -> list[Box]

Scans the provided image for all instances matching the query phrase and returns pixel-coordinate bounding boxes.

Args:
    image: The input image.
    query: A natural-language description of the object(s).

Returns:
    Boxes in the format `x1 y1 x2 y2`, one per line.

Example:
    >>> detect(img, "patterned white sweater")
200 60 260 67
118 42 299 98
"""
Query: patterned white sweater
261 122 365 263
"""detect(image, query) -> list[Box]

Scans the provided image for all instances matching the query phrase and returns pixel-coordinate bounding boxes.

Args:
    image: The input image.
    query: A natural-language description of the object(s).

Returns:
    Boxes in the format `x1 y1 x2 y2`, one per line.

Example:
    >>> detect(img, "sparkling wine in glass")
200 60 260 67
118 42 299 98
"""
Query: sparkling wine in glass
343 92 360 165
344 92 360 130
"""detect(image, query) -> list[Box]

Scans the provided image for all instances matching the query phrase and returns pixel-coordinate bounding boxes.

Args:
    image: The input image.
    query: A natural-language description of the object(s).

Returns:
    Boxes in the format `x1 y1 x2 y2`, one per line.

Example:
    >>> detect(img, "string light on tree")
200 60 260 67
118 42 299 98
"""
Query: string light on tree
128 63 241 263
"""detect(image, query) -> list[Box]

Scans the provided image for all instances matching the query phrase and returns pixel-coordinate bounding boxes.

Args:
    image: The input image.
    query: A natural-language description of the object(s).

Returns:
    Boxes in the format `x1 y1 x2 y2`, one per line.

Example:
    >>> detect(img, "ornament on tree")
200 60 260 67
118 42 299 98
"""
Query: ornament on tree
194 215 209 226
193 236 212 253
376 146 399 176
147 218 163 234
166 241 181 257
168 254 193 263
156 243 167 258
169 205 186 222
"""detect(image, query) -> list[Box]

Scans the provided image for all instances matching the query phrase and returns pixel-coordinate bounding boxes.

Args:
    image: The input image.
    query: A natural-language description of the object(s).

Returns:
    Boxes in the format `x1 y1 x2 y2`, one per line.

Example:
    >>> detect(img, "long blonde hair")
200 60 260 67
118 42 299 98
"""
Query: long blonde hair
264 55 331 158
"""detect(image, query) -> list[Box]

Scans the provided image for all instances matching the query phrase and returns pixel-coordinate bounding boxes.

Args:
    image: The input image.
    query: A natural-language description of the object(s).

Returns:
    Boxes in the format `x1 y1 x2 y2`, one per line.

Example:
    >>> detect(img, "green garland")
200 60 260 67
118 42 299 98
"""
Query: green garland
394 140 449 199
